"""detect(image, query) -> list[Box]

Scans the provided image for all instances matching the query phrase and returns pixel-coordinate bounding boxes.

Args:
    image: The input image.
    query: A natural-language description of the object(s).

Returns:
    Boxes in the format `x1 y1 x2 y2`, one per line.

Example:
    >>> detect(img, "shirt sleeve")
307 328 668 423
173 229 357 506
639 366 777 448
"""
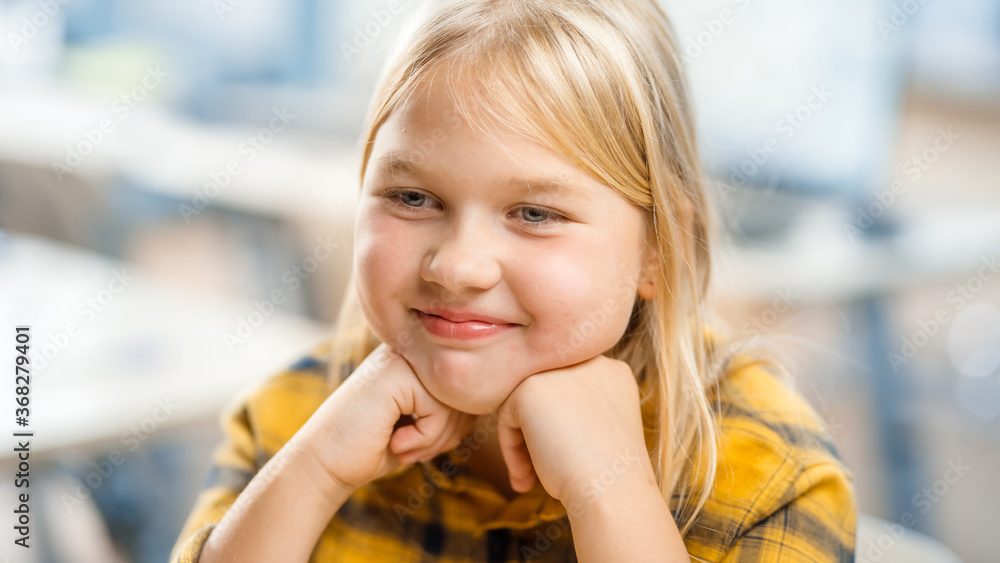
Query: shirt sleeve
720 460 857 562
169 400 259 563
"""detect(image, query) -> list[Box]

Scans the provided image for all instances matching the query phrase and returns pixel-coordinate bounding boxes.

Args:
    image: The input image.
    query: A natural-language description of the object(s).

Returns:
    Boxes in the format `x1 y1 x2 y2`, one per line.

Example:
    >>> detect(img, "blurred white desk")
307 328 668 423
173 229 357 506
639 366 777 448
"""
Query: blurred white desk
0 233 330 459
0 81 361 224
714 204 1000 303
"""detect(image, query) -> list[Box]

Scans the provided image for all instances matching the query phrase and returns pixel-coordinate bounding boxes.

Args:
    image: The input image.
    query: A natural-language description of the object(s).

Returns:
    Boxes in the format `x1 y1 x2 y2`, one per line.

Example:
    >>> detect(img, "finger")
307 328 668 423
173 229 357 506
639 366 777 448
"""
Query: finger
498 423 536 492
396 435 457 464
396 447 429 465
397 411 477 465
389 408 447 454
434 411 470 450
396 412 468 460
389 423 423 454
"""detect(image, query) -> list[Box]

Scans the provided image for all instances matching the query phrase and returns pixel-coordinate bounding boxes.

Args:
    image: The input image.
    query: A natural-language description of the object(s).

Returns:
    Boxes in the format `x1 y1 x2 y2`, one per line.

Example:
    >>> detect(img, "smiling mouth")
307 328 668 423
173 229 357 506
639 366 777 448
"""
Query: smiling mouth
424 312 508 324
413 309 518 340
416 306 516 325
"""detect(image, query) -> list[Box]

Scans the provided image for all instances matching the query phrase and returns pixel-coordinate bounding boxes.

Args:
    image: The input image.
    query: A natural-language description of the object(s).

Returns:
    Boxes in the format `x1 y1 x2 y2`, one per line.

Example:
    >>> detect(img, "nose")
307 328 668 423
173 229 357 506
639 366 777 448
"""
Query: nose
421 215 502 294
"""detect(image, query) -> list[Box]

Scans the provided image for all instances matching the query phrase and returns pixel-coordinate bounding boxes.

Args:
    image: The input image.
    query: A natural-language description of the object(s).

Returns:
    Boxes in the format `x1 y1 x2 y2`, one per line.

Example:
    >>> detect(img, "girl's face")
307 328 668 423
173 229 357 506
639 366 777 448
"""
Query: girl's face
354 73 657 415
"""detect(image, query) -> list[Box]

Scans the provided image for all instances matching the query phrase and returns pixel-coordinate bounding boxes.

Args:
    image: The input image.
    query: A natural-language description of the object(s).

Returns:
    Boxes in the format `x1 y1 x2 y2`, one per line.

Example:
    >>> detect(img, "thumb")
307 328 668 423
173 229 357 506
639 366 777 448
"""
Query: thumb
497 403 537 493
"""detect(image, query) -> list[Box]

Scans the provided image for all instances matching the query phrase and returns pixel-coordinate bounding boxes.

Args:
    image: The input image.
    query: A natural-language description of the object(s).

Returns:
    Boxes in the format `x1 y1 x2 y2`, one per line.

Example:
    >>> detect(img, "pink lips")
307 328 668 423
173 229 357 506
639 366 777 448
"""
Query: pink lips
414 309 518 341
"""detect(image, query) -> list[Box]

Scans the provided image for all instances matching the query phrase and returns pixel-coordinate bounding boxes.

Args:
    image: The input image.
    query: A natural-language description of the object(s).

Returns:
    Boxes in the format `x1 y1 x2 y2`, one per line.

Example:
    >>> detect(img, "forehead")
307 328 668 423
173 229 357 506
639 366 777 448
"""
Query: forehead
366 68 602 202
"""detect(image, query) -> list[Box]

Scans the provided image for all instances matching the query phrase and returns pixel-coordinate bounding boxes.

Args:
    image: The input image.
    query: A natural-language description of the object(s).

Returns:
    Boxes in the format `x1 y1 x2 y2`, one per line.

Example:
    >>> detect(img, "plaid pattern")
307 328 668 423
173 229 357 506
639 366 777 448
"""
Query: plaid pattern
171 338 856 562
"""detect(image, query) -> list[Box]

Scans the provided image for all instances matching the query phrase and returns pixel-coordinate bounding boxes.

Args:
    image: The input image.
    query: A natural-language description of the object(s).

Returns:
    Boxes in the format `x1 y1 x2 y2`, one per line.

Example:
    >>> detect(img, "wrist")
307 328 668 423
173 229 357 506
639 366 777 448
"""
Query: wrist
280 434 358 511
199 437 360 563
567 476 662 522
562 449 659 511
565 478 687 563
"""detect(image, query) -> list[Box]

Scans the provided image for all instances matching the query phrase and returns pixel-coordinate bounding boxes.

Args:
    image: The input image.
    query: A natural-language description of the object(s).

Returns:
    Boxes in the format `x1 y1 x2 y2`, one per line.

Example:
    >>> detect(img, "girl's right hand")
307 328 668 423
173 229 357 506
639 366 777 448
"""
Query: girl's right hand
297 343 477 492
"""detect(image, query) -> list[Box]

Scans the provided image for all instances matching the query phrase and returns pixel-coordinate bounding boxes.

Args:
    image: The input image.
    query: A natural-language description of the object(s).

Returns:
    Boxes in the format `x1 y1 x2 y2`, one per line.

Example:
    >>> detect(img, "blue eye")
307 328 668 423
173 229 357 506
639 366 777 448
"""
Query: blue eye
519 206 556 223
398 191 428 207
381 188 437 213
380 188 569 228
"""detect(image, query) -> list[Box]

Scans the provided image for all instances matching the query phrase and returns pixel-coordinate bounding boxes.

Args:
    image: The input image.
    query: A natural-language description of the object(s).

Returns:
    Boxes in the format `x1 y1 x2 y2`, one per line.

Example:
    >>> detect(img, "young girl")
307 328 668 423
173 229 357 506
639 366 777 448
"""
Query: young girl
172 0 856 561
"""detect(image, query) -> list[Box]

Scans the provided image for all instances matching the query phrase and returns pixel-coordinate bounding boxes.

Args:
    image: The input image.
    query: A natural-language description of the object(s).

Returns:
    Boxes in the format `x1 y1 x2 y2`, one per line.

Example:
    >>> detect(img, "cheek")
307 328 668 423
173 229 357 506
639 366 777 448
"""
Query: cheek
353 209 414 327
521 248 638 363
355 208 411 279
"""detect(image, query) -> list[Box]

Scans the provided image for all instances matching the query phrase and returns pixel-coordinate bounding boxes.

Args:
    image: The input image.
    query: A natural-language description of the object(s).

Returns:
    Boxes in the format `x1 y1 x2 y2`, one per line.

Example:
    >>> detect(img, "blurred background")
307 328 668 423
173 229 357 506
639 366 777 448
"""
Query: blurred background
0 0 998 561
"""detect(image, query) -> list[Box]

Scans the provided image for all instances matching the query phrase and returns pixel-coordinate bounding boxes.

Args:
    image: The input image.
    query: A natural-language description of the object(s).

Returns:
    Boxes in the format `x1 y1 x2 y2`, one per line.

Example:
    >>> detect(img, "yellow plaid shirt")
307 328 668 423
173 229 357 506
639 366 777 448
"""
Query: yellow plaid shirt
171 337 856 562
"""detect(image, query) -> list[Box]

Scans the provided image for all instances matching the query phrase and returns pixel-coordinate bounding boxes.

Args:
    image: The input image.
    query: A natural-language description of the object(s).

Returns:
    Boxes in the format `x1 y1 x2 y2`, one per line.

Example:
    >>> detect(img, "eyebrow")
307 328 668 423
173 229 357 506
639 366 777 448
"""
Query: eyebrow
371 150 591 201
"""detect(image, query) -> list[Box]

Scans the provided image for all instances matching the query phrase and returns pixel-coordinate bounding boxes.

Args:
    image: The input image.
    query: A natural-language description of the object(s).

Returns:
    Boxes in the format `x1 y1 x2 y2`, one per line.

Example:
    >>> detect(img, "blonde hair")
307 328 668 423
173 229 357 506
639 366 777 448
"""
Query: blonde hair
329 0 736 536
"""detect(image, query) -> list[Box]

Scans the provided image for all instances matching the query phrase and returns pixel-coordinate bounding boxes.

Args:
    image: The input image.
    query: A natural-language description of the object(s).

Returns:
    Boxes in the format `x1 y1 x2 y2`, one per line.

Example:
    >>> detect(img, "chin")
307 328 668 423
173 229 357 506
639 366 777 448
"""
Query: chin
405 353 509 414
423 368 506 415
436 392 499 416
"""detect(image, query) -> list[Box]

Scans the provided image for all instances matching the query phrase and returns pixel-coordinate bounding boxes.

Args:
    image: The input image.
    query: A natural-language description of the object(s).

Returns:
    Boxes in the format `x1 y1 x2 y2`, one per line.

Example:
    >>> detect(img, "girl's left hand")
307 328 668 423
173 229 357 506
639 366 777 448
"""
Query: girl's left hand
496 355 657 507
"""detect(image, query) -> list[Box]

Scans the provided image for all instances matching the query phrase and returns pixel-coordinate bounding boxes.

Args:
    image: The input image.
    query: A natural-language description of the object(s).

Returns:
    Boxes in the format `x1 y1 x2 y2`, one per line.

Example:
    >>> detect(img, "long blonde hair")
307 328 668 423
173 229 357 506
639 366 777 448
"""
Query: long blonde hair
329 0 733 536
